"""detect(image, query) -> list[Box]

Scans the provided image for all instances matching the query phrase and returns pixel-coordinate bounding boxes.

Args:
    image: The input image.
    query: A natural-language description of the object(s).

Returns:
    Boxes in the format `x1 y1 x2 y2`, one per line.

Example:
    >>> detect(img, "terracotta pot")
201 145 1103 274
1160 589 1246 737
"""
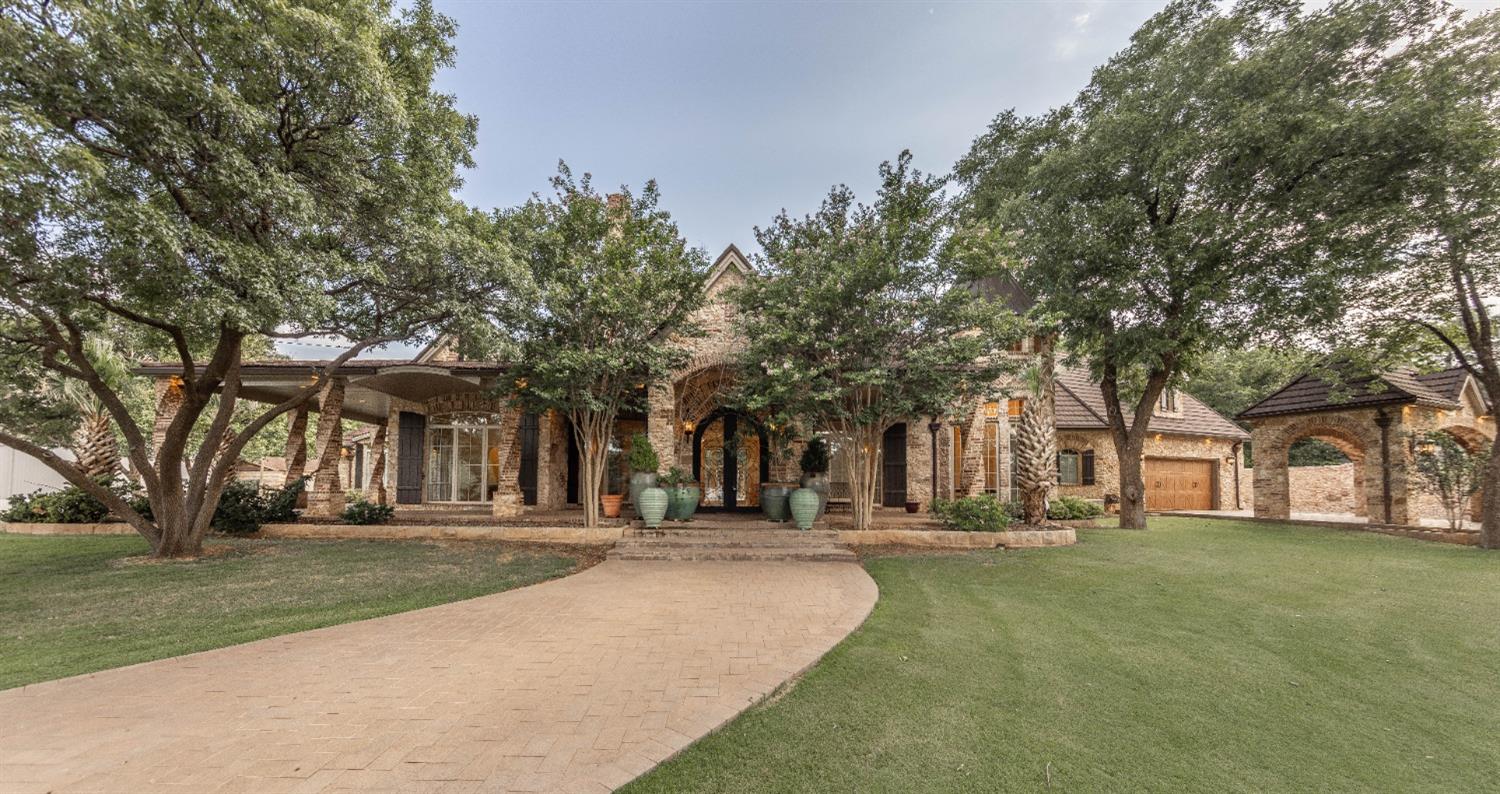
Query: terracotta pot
600 494 624 518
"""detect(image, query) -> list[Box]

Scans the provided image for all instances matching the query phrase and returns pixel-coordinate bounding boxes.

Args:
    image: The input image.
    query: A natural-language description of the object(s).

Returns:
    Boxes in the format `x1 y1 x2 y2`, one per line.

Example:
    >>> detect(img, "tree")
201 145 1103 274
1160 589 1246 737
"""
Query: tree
1410 431 1488 531
956 0 1438 528
733 152 1018 531
495 166 707 528
1348 6 1500 548
0 0 503 556
38 337 141 481
1013 334 1057 525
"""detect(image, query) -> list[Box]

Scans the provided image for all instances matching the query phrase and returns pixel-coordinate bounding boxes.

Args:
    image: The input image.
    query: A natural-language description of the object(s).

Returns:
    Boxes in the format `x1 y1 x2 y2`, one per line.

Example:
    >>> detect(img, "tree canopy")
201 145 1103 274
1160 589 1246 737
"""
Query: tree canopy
0 0 506 555
733 151 1019 530
956 0 1443 527
494 165 707 527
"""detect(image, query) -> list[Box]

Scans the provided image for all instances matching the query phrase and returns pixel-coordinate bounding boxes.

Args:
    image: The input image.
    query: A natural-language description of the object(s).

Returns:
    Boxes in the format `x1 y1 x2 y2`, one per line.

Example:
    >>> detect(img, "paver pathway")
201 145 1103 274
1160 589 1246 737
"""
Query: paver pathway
0 560 877 793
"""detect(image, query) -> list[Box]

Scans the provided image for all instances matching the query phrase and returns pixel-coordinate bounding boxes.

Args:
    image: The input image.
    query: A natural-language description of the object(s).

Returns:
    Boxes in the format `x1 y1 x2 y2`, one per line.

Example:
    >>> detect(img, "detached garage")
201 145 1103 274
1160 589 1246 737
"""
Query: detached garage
1145 457 1216 511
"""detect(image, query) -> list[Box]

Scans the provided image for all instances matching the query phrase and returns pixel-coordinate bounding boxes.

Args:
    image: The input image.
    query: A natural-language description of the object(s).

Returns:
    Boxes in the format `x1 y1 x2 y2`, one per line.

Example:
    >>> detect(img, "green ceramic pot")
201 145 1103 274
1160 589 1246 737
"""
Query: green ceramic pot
789 487 821 530
669 484 701 521
637 486 670 528
628 472 658 519
800 472 830 519
761 483 794 522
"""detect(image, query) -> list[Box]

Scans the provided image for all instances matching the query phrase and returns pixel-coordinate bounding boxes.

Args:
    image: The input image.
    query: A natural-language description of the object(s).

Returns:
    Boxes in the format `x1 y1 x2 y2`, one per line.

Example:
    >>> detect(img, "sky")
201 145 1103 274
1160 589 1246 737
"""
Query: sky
281 0 1500 360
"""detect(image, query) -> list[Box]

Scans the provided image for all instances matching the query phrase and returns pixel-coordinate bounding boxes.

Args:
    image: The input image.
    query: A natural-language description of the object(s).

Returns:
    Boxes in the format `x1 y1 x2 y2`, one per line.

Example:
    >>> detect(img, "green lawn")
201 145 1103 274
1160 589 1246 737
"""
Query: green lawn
0 533 581 690
626 518 1500 793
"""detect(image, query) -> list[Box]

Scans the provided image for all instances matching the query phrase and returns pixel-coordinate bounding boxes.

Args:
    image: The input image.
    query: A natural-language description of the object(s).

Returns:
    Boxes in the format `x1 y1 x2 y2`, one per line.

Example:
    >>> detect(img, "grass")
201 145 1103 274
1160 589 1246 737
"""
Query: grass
0 533 582 690
625 518 1500 793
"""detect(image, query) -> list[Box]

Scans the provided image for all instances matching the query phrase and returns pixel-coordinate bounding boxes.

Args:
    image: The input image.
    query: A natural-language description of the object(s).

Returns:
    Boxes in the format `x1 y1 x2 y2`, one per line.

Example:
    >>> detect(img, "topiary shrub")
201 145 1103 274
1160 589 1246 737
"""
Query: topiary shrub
1048 495 1105 521
930 494 1010 532
260 477 305 523
212 480 266 534
799 437 831 475
626 432 659 474
343 496 395 525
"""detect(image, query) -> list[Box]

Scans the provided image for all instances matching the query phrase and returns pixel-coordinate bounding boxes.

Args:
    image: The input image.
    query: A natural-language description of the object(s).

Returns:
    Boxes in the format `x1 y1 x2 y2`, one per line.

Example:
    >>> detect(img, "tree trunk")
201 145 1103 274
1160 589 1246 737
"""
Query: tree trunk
572 410 613 528
847 426 882 531
1114 432 1148 529
1016 337 1057 525
1481 434 1500 549
74 411 119 482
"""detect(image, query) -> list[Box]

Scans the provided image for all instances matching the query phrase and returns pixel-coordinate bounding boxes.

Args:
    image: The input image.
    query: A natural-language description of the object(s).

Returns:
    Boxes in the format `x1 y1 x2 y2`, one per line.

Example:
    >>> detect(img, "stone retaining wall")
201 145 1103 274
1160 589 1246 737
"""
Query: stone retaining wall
1 522 135 535
258 523 624 545
838 527 1075 549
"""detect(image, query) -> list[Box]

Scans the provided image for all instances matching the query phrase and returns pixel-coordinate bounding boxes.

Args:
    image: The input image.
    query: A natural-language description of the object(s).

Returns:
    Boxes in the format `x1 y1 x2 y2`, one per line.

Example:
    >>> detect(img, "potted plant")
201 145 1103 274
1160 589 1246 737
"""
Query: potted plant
625 432 659 520
798 437 831 519
758 425 797 522
661 466 701 521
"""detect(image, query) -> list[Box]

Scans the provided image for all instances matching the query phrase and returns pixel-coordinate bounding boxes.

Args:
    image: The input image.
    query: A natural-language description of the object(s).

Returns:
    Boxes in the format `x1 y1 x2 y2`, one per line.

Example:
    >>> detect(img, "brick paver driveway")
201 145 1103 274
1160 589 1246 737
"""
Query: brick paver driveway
0 560 877 793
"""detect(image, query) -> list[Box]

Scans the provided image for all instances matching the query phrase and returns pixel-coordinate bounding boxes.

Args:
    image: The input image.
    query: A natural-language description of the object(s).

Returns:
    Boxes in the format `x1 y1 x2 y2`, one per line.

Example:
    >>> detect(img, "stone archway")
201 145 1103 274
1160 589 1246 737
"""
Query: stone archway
1251 411 1388 523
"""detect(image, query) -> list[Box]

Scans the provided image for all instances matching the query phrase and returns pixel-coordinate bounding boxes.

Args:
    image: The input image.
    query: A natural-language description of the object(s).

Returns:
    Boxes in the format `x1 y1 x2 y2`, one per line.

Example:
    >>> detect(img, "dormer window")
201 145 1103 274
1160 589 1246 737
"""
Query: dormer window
1157 388 1179 414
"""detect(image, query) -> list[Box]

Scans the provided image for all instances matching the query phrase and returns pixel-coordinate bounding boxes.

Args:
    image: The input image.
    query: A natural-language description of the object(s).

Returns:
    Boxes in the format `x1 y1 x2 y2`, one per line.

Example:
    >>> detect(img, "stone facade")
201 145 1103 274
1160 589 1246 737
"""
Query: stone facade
1245 374 1494 527
1055 430 1243 510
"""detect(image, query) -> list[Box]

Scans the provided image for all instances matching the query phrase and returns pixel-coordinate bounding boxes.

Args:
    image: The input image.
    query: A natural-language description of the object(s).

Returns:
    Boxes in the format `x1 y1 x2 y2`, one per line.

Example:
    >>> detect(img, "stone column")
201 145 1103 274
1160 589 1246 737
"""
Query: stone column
491 407 524 518
1252 431 1291 520
535 410 568 510
282 404 309 487
646 381 677 475
365 423 387 505
305 377 346 518
906 419 935 509
150 376 184 459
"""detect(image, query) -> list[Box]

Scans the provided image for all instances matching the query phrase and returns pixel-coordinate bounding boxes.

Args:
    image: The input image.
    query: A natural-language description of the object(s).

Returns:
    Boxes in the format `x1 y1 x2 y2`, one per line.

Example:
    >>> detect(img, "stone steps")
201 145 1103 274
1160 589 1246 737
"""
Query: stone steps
608 528 856 562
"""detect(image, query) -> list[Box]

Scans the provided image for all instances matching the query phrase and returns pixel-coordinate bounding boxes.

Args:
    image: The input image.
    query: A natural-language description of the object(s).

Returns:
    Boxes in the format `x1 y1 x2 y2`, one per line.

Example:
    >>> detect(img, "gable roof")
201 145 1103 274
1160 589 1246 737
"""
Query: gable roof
1054 368 1249 440
1236 366 1465 421
704 244 753 291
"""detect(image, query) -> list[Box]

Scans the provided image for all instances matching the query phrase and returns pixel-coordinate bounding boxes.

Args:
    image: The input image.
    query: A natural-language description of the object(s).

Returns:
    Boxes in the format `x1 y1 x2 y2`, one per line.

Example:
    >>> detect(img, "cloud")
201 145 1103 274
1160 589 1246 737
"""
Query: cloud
1054 4 1099 59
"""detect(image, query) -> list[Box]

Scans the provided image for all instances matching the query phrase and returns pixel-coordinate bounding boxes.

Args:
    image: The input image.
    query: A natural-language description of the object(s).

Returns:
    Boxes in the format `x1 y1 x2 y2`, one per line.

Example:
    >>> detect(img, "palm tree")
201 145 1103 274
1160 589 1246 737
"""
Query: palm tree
44 338 137 482
1014 335 1057 525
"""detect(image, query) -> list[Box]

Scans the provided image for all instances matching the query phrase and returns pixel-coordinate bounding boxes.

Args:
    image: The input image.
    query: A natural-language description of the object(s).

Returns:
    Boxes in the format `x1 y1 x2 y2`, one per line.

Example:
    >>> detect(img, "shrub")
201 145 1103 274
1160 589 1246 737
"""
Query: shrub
1048 495 1105 521
626 432 659 474
2 485 111 523
261 477 305 523
799 437 831 475
343 496 395 525
659 466 690 487
212 481 266 534
930 494 1010 532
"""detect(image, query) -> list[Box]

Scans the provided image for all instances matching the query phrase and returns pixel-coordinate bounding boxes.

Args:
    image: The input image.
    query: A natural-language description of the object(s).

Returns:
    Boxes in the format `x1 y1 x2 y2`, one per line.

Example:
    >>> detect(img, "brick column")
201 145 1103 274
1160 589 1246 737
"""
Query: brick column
150 376 184 460
306 377 346 518
536 410 568 509
646 381 677 475
491 407 524 518
282 404 309 487
365 423 387 505
906 420 934 509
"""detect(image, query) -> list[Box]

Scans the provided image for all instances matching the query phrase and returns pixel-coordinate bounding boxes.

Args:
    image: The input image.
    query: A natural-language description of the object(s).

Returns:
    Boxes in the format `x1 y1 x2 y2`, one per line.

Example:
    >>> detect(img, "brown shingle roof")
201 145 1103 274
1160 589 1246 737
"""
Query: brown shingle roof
1055 368 1249 440
1236 366 1463 420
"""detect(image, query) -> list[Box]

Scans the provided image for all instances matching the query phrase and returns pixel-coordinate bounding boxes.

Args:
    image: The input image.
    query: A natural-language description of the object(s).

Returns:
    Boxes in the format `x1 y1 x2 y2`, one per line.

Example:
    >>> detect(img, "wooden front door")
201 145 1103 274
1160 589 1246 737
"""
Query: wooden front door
396 411 425 504
1145 457 1215 511
882 423 907 507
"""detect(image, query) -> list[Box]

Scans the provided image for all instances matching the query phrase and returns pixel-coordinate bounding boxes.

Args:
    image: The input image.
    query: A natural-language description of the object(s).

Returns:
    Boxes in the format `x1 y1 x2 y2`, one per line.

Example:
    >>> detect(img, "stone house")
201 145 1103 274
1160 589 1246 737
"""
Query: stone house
142 245 1248 519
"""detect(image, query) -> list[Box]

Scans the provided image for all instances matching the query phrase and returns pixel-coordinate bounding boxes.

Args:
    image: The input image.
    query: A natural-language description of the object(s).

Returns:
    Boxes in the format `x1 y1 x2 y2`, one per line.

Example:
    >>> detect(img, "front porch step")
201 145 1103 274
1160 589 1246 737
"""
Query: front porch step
608 530 856 562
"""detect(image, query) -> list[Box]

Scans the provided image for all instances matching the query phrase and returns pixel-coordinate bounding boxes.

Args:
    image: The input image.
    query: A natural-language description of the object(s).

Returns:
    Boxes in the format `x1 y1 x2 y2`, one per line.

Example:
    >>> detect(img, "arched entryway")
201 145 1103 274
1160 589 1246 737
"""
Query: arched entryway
692 408 770 511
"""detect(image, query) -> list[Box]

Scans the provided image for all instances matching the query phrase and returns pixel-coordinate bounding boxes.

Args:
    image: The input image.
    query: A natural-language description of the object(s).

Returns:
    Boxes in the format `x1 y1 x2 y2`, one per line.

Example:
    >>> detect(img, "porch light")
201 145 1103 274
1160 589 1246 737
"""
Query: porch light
682 420 694 434
514 378 527 390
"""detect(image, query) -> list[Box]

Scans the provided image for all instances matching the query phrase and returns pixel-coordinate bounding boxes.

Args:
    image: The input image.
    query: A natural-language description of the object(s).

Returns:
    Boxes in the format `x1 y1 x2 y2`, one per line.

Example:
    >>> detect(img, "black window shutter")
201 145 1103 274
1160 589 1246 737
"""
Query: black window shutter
1055 451 1062 476
1081 450 1095 485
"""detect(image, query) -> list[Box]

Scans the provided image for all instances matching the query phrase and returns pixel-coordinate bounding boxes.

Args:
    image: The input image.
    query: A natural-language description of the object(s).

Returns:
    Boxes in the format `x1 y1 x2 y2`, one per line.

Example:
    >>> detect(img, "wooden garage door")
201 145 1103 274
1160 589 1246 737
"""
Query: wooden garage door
1145 458 1214 511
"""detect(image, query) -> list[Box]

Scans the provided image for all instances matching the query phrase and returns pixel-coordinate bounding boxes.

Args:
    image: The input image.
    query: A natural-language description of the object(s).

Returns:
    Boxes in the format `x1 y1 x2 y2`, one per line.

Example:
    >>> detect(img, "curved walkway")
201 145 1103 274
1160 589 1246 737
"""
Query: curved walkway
0 560 877 793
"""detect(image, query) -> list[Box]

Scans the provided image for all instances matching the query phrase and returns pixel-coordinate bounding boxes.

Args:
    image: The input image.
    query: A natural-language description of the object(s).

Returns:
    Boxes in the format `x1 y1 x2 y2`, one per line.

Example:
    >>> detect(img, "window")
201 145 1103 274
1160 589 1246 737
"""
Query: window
983 422 999 492
1056 448 1095 486
425 412 508 503
1008 398 1025 418
1058 449 1081 486
1158 389 1178 413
